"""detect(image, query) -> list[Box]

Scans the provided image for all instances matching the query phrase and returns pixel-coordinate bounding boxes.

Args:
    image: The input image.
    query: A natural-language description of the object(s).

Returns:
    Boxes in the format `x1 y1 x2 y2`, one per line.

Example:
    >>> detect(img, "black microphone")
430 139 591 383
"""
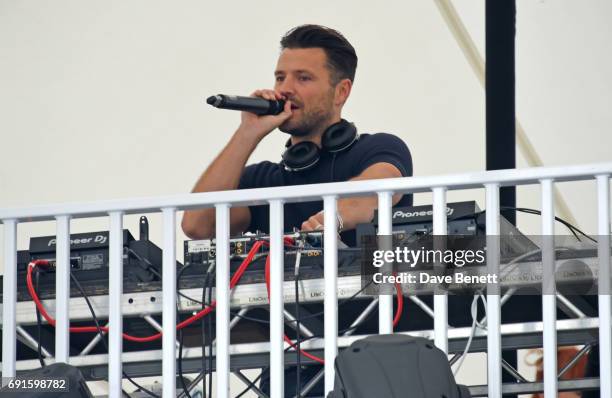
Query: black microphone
206 94 285 116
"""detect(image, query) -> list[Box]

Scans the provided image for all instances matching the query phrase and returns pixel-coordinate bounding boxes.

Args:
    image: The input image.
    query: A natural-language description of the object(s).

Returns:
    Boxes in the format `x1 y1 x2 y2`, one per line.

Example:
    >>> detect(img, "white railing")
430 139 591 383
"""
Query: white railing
1 162 611 398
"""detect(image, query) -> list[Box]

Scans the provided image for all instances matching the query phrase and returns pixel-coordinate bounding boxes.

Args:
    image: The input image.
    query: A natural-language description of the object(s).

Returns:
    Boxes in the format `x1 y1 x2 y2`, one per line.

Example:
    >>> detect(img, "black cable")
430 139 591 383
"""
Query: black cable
147 266 162 280
240 283 379 398
444 205 593 243
177 245 323 307
235 318 375 398
177 266 193 398
125 247 163 280
176 242 372 398
68 272 157 398
220 279 375 326
174 263 212 397
178 291 203 304
505 207 582 240
177 252 375 326
34 268 46 367
175 263 208 397
177 327 192 398
500 206 597 243
232 306 379 398
198 267 217 398
36 239 337 398
186 203 597 396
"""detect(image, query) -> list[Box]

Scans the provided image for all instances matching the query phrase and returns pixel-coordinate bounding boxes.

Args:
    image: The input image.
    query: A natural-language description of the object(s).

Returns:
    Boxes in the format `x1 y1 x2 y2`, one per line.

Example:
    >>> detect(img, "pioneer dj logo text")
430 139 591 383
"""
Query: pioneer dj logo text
47 235 108 246
392 207 454 219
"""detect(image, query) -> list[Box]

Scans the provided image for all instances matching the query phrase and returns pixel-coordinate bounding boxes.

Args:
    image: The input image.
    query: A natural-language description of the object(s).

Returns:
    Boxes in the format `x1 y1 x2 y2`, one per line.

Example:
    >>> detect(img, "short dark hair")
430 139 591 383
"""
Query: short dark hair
280 24 357 85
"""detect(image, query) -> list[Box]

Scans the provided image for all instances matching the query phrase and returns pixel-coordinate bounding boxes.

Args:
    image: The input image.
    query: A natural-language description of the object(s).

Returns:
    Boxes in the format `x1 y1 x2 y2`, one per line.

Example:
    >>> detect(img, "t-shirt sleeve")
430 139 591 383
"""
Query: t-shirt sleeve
238 161 277 190
353 133 413 177
237 162 276 234
238 164 259 190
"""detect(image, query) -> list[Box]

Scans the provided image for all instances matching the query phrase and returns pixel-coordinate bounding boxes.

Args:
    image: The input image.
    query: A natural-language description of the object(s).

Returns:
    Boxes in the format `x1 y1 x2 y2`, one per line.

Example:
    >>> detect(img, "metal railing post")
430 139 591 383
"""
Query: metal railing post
485 183 502 398
55 215 71 363
377 191 393 334
162 208 177 397
2 219 18 382
597 175 612 398
108 211 124 398
540 179 558 396
323 195 339 394
432 187 448 353
269 199 285 398
216 203 231 398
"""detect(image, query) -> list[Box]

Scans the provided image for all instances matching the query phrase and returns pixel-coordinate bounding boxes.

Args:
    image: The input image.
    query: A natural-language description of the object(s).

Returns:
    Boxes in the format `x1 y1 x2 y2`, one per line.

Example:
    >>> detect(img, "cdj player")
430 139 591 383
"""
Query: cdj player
0 217 181 301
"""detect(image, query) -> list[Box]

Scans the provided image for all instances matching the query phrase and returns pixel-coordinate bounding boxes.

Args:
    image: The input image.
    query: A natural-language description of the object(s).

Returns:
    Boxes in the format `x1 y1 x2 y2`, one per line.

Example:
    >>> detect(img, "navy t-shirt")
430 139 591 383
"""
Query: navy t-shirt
238 133 413 245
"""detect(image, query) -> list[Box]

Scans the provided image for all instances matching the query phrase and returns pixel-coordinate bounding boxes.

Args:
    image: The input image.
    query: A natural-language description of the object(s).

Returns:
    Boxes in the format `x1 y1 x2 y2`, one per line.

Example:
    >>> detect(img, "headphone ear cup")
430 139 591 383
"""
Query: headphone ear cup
322 120 358 152
282 141 321 171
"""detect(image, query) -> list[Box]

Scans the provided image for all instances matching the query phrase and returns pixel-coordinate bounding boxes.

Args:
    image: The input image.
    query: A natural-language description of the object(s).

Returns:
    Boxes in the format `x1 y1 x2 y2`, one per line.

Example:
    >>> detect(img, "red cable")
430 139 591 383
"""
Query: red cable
27 235 405 352
393 277 404 327
26 240 265 342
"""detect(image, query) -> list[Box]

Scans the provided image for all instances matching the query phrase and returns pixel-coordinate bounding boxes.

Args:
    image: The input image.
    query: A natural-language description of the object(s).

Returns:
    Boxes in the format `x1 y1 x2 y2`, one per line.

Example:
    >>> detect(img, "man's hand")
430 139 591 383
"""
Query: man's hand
301 211 325 231
182 89 292 240
299 162 404 233
237 89 293 144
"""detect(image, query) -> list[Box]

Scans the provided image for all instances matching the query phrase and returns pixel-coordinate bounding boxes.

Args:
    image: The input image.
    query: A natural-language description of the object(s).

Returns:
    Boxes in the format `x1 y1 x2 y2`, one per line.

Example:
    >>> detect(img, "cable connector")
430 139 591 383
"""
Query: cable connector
30 258 80 270
29 259 55 269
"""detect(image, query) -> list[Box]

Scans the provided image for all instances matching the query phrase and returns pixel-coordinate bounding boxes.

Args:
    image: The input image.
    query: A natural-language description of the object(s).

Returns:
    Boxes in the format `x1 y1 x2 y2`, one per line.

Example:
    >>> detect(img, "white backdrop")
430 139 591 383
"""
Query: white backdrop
1 0 611 394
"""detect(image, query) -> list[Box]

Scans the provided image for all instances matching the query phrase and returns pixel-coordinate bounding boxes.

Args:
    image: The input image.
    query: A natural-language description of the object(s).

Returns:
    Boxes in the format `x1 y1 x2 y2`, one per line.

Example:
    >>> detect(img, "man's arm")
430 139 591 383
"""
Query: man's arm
182 90 292 239
300 162 403 231
181 131 255 239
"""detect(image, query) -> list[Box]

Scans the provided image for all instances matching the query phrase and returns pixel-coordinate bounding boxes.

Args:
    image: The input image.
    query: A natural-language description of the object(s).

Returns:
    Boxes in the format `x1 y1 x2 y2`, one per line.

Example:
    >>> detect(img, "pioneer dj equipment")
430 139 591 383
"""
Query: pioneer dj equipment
182 232 361 284
357 201 539 261
358 201 481 238
1 217 181 301
29 229 135 273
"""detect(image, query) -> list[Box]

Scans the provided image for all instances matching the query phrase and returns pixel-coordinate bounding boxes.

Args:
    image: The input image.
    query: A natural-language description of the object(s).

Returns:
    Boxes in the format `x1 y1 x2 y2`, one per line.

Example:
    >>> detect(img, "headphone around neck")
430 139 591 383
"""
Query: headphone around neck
281 119 358 172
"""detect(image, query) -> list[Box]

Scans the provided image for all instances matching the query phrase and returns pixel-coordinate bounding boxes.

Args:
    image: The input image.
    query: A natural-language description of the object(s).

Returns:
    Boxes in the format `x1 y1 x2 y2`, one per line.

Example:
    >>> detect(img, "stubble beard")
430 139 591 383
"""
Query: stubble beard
279 93 336 137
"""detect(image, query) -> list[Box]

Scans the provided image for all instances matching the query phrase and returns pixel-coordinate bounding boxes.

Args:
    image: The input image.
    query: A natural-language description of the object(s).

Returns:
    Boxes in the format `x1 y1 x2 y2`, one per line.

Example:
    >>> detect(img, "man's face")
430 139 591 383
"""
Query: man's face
274 48 337 137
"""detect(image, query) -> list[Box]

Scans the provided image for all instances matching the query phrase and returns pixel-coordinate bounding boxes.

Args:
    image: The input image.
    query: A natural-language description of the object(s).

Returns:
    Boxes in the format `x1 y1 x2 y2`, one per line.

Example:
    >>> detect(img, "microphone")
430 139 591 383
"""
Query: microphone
206 94 285 116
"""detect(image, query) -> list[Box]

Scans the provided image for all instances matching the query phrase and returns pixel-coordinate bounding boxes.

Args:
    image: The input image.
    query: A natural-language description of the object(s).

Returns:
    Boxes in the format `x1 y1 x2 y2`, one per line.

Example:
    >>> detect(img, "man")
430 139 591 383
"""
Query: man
182 24 413 395
182 24 412 244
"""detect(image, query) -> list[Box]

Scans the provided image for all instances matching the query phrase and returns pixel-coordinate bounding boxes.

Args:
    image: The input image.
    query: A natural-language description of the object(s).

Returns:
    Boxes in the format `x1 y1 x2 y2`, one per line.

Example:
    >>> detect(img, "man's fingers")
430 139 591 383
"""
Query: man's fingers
266 100 292 122
301 216 324 231
281 100 292 116
251 89 281 101
301 221 319 231
253 90 273 101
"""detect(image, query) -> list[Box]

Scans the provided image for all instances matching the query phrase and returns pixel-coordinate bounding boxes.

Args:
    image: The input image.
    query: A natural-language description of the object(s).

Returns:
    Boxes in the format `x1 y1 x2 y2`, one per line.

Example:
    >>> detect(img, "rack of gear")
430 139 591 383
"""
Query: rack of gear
0 207 604 397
